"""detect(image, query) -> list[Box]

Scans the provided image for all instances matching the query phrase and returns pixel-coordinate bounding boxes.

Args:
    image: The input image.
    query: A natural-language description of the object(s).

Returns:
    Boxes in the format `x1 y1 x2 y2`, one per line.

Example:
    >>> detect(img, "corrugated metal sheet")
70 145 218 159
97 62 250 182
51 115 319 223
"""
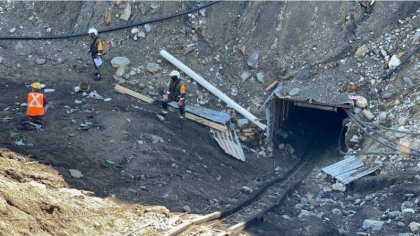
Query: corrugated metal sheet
168 102 231 124
211 126 245 161
321 155 381 184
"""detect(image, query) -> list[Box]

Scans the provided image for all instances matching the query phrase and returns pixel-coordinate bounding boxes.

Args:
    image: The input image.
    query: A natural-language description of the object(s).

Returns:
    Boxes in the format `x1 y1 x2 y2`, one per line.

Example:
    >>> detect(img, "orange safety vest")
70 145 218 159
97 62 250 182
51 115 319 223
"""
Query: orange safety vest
27 92 45 116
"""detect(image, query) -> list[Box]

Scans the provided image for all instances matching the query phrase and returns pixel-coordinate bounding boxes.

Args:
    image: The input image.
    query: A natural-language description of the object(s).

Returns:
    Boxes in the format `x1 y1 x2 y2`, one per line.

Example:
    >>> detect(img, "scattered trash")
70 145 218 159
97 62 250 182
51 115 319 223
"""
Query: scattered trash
105 159 115 166
104 98 112 102
80 121 94 127
88 91 104 99
71 119 78 125
44 88 55 93
79 82 90 92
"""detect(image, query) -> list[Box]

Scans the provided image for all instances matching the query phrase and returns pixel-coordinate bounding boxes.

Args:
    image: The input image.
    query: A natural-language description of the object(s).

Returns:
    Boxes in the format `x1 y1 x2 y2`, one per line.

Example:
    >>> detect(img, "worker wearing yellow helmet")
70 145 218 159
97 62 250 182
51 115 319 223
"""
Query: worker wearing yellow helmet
27 82 48 123
88 28 104 80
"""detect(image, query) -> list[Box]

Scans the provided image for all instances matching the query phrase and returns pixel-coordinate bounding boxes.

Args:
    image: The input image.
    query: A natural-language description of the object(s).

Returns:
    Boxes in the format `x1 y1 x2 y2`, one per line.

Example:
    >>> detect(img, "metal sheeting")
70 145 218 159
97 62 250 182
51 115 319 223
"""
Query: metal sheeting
212 126 245 161
321 156 381 184
168 101 231 124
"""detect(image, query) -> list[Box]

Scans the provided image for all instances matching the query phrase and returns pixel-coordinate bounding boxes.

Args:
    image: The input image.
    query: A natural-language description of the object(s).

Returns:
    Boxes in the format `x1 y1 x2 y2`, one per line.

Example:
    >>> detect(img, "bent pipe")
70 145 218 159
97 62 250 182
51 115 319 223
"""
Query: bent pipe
0 1 220 40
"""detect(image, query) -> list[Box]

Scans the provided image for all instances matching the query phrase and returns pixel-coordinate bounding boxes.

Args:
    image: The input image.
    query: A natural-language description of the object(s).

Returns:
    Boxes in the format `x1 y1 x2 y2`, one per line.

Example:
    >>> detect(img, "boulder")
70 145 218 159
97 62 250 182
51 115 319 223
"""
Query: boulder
332 182 346 192
119 2 131 21
146 63 160 74
115 66 126 77
409 222 420 233
111 57 130 68
356 96 368 108
240 71 251 81
355 44 369 57
240 186 253 194
362 219 384 231
182 205 191 212
388 55 401 68
237 119 249 129
35 58 46 65
256 72 264 83
144 23 152 33
247 52 259 69
362 109 375 121
69 169 83 178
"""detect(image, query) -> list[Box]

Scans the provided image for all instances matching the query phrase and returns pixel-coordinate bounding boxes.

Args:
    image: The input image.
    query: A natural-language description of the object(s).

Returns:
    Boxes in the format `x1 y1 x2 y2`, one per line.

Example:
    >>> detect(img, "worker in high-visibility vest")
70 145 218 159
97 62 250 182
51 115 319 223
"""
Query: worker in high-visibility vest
27 82 48 122
162 70 186 118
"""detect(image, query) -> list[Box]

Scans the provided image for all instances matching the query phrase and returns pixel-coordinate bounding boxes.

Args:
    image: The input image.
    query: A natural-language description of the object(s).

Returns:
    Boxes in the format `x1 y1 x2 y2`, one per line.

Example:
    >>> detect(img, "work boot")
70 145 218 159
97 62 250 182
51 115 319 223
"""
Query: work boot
94 73 101 81
161 109 168 115
179 114 185 119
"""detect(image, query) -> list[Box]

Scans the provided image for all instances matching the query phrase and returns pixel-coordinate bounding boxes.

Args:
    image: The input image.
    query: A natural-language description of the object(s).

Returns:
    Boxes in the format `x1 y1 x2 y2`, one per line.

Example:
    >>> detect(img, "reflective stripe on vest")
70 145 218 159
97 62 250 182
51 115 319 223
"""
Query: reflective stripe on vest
27 92 44 116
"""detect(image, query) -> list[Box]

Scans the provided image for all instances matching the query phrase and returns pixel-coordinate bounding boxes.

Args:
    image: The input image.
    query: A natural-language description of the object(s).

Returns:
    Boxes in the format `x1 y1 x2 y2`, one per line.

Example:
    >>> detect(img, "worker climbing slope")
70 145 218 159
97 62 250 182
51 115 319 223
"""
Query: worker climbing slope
26 82 48 126
162 70 186 118
88 28 104 80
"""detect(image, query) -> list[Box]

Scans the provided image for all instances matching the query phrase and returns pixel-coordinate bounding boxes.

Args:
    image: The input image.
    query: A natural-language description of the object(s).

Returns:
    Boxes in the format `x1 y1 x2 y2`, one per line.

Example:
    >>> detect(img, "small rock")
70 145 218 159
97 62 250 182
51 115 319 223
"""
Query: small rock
362 109 375 121
111 57 130 68
115 66 126 77
402 76 414 88
0 56 3 64
237 119 249 129
182 205 191 212
162 193 169 199
138 83 146 89
46 28 51 33
381 90 396 99
380 49 387 57
144 23 152 33
146 62 160 74
247 52 259 69
282 214 291 220
288 88 300 96
332 182 346 192
350 135 359 143
402 208 415 214
35 58 46 65
9 27 16 33
379 112 387 120
69 169 83 178
118 78 126 84
256 72 264 83
362 219 384 231
354 107 362 114
355 44 369 57
409 222 420 233
356 96 368 108
131 28 139 34
240 71 251 81
240 186 253 194
332 208 343 216
298 209 323 219
389 55 401 68
138 31 146 38
398 117 408 126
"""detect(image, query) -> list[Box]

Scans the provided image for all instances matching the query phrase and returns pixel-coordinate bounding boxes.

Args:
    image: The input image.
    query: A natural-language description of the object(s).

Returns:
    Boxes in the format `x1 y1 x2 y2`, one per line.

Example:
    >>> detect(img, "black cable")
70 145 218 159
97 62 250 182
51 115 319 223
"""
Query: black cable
345 110 420 157
383 44 420 80
0 1 220 40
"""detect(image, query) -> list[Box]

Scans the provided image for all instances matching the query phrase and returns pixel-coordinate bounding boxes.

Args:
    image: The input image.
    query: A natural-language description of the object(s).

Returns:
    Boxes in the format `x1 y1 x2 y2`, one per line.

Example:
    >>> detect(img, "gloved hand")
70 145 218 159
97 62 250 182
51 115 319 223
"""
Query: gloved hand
163 94 168 101
178 99 183 107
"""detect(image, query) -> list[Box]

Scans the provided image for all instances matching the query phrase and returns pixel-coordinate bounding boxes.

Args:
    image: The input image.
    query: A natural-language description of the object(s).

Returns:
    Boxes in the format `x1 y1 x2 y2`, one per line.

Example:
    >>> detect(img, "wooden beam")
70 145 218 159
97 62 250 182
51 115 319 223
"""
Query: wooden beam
265 80 279 91
114 84 155 104
185 113 228 132
165 212 221 236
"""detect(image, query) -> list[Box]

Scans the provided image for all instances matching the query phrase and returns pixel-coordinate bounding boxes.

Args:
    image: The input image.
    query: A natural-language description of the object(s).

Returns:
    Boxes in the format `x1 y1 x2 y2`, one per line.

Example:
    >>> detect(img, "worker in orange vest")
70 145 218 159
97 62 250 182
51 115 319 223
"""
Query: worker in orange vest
27 82 48 122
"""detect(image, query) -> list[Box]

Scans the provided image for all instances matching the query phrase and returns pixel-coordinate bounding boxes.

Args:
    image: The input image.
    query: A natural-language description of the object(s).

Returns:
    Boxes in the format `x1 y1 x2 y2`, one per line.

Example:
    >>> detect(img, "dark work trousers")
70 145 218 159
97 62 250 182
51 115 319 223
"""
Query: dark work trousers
91 56 104 76
162 96 185 115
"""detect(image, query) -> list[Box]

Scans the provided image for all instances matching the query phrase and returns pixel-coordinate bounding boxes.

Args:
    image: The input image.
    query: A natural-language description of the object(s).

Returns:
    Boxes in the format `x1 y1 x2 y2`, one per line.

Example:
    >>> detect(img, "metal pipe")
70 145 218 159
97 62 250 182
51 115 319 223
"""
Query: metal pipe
160 49 267 130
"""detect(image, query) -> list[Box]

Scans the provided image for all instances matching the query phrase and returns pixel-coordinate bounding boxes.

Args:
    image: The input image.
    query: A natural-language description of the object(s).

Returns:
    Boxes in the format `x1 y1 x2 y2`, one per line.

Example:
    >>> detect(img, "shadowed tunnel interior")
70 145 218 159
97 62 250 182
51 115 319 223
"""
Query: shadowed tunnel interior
272 100 349 158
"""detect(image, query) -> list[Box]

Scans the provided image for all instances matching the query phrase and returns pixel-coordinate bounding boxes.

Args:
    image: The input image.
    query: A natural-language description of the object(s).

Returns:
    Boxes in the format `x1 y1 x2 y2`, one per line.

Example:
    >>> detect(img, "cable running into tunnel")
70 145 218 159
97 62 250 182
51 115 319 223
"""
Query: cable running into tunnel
0 1 220 41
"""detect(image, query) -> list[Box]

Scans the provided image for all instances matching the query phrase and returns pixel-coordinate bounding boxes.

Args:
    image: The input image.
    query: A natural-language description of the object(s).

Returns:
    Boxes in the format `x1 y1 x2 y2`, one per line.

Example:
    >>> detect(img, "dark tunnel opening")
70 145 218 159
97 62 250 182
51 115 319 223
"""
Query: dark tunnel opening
272 100 349 158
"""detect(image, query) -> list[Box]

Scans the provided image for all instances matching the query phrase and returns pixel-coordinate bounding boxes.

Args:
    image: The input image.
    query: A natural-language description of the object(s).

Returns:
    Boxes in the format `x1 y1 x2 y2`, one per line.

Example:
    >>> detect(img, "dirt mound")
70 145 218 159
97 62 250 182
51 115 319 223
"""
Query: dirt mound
0 148 178 236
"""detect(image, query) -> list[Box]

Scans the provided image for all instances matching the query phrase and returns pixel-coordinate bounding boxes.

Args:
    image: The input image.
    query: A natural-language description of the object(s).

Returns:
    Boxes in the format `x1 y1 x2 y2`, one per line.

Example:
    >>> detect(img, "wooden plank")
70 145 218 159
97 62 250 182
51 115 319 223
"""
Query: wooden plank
186 113 227 132
165 212 222 236
265 80 279 91
114 84 155 104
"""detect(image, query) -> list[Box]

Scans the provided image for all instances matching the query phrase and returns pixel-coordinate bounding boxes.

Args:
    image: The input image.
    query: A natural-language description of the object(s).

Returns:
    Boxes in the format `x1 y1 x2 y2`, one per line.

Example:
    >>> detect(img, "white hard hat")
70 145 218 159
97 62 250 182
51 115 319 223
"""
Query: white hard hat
170 70 180 78
88 28 98 36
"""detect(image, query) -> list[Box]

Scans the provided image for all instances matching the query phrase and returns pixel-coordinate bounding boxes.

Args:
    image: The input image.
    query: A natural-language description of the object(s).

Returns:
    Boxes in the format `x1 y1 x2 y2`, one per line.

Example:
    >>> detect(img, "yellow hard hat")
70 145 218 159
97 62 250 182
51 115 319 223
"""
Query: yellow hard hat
31 82 41 89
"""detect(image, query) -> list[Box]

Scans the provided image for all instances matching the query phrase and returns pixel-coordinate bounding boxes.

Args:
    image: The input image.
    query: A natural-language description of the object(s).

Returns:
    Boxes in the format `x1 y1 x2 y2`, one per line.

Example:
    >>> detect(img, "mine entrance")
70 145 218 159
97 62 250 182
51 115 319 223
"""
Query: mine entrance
270 98 351 158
